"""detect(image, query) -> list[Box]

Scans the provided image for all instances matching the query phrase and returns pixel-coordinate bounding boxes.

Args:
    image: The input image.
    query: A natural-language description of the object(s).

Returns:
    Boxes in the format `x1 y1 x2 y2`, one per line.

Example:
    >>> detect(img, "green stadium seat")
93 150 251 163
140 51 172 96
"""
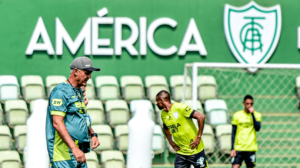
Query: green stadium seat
145 75 169 102
92 125 114 153
14 125 27 154
114 125 129 153
46 75 67 97
86 100 105 125
0 151 21 168
101 150 125 168
21 75 45 102
120 76 144 101
85 151 99 168
105 100 129 127
95 76 120 101
0 125 12 150
130 100 155 121
86 79 96 99
204 99 229 126
215 124 232 154
184 100 204 114
152 125 165 154
170 75 192 101
0 75 20 103
197 75 217 102
5 100 28 128
202 124 214 154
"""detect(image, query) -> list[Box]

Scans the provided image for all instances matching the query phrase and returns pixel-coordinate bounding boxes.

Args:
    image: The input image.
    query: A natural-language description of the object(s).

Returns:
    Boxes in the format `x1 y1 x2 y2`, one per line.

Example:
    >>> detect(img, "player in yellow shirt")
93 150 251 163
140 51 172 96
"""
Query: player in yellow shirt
231 95 262 168
156 90 208 168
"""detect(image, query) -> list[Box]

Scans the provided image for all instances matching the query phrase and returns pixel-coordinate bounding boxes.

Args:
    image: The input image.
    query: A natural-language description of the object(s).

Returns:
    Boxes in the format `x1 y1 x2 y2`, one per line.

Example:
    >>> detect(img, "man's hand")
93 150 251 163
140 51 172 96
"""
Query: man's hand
189 137 201 150
84 97 89 106
91 136 100 149
72 147 86 163
170 141 180 151
230 150 236 157
248 107 255 113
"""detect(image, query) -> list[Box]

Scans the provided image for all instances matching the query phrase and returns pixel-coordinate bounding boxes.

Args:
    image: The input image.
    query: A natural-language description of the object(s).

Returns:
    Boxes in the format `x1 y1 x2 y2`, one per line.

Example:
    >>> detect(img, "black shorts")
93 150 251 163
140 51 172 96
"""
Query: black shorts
175 150 209 168
231 151 256 167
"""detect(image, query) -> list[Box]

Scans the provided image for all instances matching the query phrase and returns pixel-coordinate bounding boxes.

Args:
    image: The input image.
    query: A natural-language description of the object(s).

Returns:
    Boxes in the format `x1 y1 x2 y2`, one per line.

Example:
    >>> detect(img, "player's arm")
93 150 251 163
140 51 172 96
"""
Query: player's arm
230 113 238 157
52 115 86 163
163 124 180 151
249 107 261 131
88 127 100 149
189 111 205 149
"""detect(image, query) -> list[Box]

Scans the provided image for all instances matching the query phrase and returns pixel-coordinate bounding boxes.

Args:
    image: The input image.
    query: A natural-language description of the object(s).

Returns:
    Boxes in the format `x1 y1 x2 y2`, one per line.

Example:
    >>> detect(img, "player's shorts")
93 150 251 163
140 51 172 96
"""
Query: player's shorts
231 151 256 167
175 150 209 168
51 159 87 168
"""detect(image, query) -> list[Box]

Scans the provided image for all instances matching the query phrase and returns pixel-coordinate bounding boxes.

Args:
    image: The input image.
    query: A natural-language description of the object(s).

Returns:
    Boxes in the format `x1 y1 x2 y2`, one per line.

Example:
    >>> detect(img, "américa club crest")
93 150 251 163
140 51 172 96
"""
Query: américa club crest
224 1 282 72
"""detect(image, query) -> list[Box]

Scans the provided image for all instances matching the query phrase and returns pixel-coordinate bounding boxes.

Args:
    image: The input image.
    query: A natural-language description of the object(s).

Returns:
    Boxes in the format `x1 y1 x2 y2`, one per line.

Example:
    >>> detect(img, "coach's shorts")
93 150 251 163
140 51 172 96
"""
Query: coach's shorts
51 159 88 168
231 151 256 167
175 150 209 168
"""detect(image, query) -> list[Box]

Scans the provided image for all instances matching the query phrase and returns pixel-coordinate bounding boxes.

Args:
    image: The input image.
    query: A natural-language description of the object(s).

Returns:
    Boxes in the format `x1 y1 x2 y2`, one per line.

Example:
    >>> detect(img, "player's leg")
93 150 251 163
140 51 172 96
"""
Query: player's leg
231 151 243 168
189 150 209 168
175 153 190 168
244 152 256 168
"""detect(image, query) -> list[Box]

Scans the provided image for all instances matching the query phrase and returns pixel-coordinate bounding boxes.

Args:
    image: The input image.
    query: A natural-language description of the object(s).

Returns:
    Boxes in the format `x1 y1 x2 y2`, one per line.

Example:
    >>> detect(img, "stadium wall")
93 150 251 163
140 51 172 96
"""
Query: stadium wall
0 0 300 81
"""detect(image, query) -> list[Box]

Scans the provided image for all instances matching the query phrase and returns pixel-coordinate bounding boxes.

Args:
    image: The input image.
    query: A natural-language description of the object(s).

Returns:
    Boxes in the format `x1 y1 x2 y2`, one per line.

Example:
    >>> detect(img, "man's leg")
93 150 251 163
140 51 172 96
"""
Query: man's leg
231 151 243 168
175 153 190 168
244 152 256 168
189 150 209 168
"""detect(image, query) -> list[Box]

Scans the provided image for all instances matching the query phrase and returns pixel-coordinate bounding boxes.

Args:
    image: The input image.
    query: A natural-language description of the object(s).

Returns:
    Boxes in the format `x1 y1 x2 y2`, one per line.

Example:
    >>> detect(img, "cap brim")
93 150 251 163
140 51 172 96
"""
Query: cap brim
83 67 100 71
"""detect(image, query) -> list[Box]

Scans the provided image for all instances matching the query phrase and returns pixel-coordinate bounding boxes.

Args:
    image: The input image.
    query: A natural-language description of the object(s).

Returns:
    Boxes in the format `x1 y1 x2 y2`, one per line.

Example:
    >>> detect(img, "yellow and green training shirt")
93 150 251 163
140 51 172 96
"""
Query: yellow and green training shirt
161 102 204 155
232 110 262 151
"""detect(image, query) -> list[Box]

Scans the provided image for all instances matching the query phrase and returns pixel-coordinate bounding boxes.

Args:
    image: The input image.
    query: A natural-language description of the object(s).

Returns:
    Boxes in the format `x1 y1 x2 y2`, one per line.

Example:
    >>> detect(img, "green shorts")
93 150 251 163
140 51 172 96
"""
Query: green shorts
51 159 88 168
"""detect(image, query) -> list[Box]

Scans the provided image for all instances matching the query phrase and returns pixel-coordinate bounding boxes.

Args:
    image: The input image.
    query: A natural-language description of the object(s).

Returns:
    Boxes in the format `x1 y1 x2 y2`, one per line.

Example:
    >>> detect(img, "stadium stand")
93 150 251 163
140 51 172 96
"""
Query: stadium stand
85 151 100 168
95 76 120 101
204 99 229 126
14 125 27 153
197 75 218 102
0 105 2 124
215 124 232 154
86 79 96 99
101 150 125 168
0 150 21 168
5 100 28 128
46 75 67 97
0 75 19 102
92 125 114 153
86 100 105 125
0 125 12 150
152 125 165 154
114 125 129 154
21 75 45 102
120 76 144 101
202 124 214 154
170 75 192 101
145 75 169 103
105 100 130 127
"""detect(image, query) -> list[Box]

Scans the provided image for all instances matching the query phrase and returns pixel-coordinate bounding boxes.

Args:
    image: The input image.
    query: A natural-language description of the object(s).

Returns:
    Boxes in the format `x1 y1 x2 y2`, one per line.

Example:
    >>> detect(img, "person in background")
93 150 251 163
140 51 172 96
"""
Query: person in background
231 95 262 168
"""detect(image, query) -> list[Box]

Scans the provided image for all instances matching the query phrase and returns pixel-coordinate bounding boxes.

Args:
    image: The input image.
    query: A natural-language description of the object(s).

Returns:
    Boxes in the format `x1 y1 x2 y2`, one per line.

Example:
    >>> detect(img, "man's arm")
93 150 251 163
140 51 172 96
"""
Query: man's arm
163 124 180 151
189 111 205 149
88 127 100 149
251 113 261 131
52 115 86 163
230 125 237 157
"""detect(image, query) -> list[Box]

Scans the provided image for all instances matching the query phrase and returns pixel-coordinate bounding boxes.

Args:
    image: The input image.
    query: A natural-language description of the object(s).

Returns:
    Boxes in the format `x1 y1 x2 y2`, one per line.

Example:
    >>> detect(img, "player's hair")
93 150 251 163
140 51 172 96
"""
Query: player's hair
244 94 253 101
156 90 171 102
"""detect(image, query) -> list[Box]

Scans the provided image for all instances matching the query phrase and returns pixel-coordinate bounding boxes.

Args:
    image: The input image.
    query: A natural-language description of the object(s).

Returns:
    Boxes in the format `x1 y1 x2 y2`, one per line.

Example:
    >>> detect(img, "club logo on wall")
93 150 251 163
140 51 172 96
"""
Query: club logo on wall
224 1 282 72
